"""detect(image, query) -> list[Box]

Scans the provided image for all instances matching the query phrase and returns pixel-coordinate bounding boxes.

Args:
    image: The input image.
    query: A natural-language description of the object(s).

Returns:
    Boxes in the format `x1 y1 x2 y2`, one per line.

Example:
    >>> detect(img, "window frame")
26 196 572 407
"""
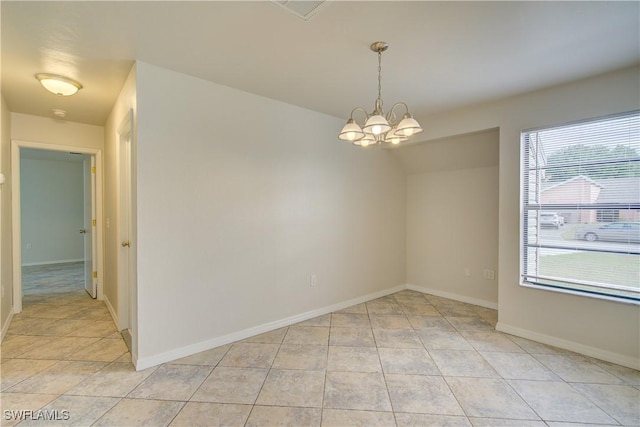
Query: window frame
520 110 640 305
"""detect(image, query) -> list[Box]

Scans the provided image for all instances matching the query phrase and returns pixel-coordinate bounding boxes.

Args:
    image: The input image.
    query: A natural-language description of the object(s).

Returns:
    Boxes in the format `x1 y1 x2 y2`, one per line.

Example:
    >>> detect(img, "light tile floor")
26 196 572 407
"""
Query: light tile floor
21 262 87 296
1 264 639 426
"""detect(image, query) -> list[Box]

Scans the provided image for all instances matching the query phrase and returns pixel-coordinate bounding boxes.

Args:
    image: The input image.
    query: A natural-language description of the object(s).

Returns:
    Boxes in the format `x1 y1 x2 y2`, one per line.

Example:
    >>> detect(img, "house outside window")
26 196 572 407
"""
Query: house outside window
521 111 640 303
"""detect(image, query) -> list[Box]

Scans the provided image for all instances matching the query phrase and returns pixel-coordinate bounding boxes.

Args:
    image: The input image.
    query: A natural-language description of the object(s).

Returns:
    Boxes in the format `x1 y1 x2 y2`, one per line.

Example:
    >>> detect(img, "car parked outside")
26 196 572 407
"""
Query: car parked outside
574 222 640 243
539 212 564 229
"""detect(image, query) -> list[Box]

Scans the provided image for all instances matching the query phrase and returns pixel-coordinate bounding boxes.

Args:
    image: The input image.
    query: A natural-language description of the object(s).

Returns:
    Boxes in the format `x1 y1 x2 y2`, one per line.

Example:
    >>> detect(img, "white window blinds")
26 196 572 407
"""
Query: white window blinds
521 110 640 303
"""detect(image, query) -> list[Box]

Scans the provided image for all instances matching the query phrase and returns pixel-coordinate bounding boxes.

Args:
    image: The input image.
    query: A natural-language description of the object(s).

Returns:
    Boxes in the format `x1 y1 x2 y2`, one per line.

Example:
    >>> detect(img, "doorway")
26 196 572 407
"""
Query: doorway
19 148 95 300
11 140 104 313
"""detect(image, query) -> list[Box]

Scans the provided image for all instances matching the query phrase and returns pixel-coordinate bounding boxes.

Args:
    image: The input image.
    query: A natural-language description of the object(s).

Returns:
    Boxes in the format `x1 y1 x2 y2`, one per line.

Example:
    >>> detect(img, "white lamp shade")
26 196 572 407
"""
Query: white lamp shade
384 127 408 145
36 74 82 96
363 114 391 136
338 120 365 141
394 115 423 137
354 134 375 147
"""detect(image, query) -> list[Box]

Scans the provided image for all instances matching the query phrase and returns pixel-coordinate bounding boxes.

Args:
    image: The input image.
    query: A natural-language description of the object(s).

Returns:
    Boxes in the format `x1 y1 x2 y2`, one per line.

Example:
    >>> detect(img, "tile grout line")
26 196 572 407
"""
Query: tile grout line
373 303 401 426
242 330 286 425
564 381 627 426
319 319 332 427
472 321 549 427
408 294 474 424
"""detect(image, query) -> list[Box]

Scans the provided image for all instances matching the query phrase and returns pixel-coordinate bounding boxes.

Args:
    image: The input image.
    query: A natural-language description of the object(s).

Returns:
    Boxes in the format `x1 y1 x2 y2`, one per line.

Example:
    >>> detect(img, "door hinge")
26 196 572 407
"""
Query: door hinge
91 166 96 173
92 219 97 226
93 271 98 278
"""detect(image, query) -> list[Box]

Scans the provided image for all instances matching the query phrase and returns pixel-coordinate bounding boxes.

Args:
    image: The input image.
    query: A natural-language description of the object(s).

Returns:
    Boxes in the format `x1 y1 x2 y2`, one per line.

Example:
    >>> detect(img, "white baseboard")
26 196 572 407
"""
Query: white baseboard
496 321 640 370
103 295 119 329
134 284 406 371
1 308 15 342
22 259 84 267
407 283 498 310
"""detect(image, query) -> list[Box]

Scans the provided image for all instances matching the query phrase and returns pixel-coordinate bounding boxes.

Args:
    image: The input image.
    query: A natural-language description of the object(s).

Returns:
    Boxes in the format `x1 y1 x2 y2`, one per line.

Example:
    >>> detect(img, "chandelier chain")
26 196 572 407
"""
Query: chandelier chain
377 50 383 111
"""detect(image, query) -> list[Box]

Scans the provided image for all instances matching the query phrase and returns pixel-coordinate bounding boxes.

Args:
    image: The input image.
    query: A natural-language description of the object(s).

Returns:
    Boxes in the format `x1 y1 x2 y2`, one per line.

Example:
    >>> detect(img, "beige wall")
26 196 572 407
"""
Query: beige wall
414 65 640 368
1 94 13 338
398 129 499 307
11 113 103 149
134 62 406 367
103 64 137 331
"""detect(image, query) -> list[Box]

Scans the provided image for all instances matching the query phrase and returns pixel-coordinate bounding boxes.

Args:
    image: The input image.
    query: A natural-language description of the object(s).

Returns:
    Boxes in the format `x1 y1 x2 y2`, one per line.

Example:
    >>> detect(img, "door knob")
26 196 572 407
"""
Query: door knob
79 229 88 234
121 241 131 247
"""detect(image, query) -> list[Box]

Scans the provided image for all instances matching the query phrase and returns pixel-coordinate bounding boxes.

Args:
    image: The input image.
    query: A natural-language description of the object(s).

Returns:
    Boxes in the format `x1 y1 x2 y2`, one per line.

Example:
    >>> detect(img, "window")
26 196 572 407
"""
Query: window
521 111 640 303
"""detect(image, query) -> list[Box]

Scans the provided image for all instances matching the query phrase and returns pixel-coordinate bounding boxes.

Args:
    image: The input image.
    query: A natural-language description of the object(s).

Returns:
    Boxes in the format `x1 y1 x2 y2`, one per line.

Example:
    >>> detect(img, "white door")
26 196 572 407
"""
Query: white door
83 156 97 298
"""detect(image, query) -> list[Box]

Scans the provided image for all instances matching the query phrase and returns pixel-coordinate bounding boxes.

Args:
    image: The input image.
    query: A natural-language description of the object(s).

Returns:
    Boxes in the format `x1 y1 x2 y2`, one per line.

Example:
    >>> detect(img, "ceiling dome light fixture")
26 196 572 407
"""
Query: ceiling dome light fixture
35 73 82 96
338 42 423 147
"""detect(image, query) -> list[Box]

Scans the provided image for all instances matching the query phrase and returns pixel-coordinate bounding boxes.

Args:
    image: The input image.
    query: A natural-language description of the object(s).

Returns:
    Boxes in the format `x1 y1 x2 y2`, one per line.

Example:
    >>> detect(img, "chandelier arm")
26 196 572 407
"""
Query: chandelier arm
385 102 410 126
385 110 398 127
382 103 402 126
389 102 410 117
349 106 370 124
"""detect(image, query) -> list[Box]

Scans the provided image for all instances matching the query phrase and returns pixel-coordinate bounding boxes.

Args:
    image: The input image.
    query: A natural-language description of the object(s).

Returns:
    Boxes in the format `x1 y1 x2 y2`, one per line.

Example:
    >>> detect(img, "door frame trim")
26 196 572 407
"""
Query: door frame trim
11 139 104 313
82 155 98 298
117 112 132 332
116 109 137 362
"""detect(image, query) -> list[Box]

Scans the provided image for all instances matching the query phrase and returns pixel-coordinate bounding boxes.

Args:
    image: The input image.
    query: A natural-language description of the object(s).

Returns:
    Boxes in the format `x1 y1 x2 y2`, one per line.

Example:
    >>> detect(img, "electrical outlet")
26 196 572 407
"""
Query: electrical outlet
483 269 495 280
310 275 317 287
464 267 471 277
26 243 32 250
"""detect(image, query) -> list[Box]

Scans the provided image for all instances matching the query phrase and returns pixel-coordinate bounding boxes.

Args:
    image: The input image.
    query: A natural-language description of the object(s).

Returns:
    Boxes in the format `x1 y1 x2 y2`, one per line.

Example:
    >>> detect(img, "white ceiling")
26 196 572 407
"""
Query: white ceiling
2 1 639 127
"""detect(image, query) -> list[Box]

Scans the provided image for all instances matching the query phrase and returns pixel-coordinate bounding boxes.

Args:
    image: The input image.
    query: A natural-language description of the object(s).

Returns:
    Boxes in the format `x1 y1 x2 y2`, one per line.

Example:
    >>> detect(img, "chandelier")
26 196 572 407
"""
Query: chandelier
338 42 423 147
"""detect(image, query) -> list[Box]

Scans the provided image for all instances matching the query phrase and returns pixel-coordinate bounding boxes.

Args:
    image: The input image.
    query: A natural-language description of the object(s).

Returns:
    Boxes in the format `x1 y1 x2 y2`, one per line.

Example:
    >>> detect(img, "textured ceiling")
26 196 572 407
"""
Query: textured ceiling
2 1 639 126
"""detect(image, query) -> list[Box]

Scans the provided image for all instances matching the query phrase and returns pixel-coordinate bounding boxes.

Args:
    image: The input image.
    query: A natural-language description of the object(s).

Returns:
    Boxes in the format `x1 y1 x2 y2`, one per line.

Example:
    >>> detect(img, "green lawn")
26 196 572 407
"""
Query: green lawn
540 251 639 289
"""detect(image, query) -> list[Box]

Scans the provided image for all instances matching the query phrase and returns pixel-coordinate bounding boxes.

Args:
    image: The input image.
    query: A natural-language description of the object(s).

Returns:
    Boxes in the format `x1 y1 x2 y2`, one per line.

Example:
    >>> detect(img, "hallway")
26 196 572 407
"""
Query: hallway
1 262 131 426
3 262 127 359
